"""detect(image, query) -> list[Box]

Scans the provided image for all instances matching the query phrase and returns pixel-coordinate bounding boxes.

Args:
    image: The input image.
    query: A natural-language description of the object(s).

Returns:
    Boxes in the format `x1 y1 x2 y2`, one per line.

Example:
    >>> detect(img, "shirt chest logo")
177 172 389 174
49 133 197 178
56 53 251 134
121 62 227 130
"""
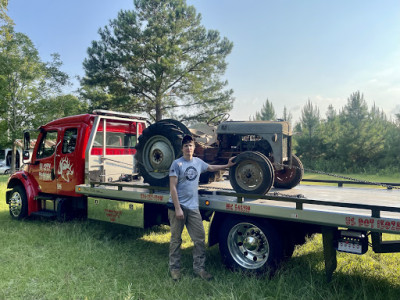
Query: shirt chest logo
184 166 198 181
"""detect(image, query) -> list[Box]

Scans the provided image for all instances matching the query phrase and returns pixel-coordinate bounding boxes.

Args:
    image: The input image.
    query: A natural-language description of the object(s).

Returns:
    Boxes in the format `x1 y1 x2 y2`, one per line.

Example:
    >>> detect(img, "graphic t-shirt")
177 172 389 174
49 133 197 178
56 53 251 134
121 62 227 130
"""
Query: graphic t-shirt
168 156 209 209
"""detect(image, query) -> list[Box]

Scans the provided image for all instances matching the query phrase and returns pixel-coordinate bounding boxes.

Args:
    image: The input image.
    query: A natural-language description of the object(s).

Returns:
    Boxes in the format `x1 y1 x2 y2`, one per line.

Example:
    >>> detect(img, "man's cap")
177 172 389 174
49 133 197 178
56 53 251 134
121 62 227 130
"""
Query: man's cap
182 134 194 146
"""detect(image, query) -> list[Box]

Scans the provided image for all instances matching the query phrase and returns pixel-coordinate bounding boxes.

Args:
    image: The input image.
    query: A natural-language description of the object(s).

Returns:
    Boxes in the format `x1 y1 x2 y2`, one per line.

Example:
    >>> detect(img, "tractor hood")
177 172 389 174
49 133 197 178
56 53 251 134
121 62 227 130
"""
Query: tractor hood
216 121 292 136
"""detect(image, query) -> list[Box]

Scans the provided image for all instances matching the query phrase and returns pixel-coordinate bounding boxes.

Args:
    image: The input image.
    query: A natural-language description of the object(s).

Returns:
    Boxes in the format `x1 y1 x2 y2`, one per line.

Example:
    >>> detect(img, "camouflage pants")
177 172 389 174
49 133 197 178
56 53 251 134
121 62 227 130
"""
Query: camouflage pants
168 207 206 272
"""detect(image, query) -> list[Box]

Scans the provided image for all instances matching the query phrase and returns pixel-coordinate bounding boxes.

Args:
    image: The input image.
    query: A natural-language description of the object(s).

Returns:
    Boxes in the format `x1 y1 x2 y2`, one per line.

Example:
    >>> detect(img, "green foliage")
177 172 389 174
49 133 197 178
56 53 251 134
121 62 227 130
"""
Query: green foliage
0 0 13 28
82 0 234 122
295 100 323 166
252 99 276 121
294 91 400 174
0 27 45 143
32 94 89 128
0 26 87 172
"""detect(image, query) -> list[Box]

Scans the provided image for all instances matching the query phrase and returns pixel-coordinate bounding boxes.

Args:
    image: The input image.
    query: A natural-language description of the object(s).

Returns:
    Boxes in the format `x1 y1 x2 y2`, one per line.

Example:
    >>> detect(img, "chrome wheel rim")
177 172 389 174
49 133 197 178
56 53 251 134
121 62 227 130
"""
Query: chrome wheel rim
227 222 269 269
9 191 22 217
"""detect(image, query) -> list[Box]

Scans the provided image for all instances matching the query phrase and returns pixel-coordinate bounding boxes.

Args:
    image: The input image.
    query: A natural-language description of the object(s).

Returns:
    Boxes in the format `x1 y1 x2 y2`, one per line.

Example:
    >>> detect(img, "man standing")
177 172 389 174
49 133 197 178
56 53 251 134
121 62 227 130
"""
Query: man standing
168 135 235 281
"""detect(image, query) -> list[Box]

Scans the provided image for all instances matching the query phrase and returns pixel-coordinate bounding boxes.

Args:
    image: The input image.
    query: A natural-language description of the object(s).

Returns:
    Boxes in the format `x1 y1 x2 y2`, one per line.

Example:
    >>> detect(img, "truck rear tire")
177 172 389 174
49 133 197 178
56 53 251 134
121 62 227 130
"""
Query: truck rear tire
9 185 28 219
273 155 303 189
229 151 274 195
135 121 185 186
219 216 284 274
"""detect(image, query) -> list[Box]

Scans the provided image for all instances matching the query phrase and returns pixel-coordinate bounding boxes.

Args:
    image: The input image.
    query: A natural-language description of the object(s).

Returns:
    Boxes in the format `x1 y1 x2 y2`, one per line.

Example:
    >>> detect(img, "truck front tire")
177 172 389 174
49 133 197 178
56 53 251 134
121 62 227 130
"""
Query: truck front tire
9 185 28 219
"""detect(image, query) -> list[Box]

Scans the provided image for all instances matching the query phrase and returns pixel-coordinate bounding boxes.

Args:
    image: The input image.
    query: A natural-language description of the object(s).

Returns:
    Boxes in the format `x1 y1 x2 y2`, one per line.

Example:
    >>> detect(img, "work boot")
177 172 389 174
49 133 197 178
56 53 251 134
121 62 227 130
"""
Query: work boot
194 269 213 280
170 269 181 281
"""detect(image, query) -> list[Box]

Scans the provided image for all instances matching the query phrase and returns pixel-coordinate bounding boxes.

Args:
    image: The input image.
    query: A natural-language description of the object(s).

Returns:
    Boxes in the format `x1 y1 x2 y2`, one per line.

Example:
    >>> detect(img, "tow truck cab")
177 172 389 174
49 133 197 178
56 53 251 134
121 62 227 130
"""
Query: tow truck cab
6 111 146 219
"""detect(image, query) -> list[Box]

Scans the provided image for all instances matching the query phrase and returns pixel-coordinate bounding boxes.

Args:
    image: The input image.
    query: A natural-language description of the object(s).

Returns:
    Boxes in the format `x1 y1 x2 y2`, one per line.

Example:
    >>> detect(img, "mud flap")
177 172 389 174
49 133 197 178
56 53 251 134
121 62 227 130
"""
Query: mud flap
322 226 337 282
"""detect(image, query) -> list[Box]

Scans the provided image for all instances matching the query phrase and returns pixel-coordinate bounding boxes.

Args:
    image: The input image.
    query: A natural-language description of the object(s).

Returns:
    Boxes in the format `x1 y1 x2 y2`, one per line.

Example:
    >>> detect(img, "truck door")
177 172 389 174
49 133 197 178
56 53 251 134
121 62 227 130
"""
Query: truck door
55 127 79 196
30 130 59 195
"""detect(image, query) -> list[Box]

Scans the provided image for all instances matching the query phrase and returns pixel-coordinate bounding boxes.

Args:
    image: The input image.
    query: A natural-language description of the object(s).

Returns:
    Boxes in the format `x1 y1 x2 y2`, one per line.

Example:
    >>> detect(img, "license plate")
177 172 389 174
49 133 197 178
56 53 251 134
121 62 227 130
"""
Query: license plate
338 241 362 254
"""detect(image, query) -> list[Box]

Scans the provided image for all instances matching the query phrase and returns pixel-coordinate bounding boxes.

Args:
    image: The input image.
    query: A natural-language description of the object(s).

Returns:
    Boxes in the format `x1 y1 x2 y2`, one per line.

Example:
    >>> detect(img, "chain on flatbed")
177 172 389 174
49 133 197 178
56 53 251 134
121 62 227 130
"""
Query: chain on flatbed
199 183 306 199
274 162 400 190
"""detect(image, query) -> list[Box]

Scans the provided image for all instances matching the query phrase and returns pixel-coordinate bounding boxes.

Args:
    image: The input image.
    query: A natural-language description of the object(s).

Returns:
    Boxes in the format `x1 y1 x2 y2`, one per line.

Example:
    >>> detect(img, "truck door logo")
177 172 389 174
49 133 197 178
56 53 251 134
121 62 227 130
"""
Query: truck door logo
58 157 74 182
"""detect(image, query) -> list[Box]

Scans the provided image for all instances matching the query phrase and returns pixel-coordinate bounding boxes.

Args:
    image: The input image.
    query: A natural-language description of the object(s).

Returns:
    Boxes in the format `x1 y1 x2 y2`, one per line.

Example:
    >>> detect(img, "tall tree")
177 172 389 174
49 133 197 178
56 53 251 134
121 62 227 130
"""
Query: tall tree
300 100 320 139
82 0 234 122
337 91 369 168
33 94 88 128
0 0 13 27
281 106 293 123
252 99 276 121
0 27 71 172
320 104 340 162
295 100 322 167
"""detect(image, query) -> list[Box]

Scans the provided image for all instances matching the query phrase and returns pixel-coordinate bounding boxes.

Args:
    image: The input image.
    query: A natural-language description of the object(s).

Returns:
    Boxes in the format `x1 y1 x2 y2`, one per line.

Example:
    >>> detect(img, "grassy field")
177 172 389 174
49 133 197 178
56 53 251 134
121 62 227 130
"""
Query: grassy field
1 175 400 299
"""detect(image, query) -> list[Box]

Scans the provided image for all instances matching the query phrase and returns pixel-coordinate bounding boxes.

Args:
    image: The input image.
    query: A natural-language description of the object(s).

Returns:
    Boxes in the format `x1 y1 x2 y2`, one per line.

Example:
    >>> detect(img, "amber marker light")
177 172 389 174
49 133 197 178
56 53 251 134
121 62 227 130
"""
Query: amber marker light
78 187 81 191
205 200 210 206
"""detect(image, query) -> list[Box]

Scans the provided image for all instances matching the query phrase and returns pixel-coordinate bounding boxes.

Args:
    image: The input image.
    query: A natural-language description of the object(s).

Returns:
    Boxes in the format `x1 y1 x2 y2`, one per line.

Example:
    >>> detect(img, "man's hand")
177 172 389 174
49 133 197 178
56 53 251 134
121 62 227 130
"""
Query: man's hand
207 156 237 172
227 156 236 168
175 206 184 220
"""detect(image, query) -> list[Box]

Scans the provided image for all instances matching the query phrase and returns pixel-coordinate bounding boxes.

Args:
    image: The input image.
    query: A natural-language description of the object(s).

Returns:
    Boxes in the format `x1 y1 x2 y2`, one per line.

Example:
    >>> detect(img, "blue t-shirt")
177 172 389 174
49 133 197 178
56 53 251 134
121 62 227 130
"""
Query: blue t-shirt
168 156 209 209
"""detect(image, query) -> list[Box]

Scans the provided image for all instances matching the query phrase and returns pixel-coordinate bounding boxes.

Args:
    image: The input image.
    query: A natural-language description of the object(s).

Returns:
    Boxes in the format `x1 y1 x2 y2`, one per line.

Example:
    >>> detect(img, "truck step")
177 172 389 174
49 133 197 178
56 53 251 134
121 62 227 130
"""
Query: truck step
34 195 55 201
30 210 57 218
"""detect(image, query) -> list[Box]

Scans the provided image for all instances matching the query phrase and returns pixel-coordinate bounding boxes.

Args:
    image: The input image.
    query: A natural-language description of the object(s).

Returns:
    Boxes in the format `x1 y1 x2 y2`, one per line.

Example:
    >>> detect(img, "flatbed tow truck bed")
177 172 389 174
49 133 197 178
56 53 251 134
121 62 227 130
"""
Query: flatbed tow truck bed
76 180 400 281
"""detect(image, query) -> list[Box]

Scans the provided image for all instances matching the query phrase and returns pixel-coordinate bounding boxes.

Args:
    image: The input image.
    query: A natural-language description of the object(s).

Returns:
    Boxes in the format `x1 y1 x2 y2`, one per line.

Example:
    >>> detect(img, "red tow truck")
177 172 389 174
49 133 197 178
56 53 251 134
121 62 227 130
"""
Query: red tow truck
5 110 400 281
6 110 147 220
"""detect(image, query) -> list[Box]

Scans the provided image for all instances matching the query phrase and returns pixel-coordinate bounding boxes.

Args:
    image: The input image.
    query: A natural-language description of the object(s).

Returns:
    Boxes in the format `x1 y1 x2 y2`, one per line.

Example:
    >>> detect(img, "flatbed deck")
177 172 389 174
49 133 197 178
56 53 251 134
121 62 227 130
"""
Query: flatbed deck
76 181 400 235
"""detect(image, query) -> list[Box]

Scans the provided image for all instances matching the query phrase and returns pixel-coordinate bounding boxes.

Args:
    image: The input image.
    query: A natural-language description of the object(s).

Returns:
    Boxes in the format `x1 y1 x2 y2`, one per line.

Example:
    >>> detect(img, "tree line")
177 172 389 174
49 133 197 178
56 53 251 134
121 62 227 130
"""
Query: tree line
253 93 400 174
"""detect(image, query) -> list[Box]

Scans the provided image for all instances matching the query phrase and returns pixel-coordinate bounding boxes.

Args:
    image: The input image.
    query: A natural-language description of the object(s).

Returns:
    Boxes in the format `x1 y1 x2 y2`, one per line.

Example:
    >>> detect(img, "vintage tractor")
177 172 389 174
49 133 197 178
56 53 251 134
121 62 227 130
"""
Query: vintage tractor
135 115 303 194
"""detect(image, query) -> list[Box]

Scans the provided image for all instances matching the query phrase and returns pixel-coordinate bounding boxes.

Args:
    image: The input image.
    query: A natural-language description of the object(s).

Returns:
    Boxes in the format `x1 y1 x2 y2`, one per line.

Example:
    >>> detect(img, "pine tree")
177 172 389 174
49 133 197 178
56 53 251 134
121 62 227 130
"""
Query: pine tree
82 0 234 122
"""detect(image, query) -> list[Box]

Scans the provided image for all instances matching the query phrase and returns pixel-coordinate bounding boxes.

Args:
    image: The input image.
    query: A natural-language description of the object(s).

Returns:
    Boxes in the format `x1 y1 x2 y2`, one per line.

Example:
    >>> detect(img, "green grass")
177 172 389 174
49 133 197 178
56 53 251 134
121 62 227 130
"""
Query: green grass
1 175 400 299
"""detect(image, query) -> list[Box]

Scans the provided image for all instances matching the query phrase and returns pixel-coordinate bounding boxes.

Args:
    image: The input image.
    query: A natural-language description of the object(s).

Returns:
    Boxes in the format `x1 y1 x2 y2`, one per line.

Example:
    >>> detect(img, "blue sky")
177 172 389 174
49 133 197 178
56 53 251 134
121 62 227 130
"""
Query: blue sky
8 0 400 122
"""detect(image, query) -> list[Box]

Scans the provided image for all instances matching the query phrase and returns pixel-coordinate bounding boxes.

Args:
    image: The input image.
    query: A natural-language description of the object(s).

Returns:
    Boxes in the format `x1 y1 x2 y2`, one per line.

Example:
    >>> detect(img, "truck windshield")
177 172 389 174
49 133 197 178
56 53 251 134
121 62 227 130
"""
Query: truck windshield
0 150 4 160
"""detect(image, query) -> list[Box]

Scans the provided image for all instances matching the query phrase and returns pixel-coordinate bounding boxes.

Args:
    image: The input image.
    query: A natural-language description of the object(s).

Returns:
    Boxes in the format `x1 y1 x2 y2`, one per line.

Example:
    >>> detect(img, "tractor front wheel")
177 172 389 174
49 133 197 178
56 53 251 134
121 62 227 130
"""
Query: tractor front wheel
229 151 274 195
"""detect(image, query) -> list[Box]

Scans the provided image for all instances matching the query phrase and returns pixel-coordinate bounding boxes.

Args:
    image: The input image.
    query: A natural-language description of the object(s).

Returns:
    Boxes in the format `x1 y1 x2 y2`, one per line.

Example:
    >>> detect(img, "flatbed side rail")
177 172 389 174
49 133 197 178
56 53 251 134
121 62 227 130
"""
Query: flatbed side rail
82 182 400 214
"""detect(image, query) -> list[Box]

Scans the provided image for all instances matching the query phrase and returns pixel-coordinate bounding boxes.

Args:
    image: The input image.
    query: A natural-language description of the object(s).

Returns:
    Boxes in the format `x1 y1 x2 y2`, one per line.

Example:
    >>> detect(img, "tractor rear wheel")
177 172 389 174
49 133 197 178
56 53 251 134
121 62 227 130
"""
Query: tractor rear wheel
229 151 274 195
135 122 185 187
273 155 303 189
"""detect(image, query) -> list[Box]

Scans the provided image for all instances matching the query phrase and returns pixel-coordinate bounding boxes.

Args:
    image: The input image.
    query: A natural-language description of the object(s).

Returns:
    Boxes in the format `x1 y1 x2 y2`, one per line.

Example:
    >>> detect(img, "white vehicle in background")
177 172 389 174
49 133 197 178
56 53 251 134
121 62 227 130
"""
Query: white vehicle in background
0 162 10 174
0 148 23 175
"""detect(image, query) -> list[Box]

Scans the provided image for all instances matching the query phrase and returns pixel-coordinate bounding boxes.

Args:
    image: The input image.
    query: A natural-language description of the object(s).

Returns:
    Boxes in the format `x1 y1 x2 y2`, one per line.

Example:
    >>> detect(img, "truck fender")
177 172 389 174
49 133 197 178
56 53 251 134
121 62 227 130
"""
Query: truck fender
7 172 40 216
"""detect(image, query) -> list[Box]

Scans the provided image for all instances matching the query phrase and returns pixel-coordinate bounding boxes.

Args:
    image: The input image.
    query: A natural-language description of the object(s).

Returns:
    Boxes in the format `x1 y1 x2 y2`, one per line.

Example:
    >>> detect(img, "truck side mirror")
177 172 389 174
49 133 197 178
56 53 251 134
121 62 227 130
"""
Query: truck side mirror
24 131 30 150
23 150 30 160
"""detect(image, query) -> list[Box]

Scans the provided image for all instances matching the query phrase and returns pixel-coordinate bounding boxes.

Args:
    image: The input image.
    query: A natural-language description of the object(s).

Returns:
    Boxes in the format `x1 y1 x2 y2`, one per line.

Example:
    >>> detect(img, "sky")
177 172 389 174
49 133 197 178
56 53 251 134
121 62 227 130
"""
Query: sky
7 0 400 123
